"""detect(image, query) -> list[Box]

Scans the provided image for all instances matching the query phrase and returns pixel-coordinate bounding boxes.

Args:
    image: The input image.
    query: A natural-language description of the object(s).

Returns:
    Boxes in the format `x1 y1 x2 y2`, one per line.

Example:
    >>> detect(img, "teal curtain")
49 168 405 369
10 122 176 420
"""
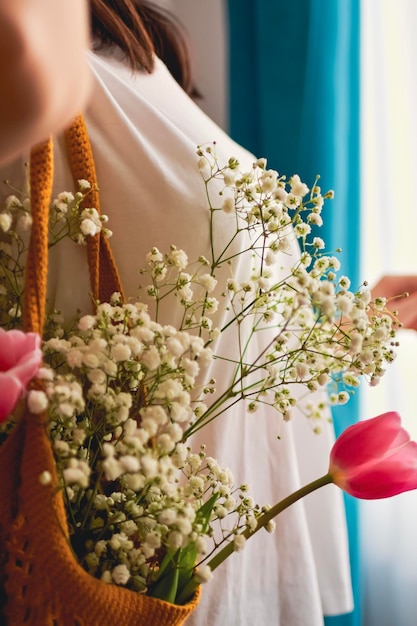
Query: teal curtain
226 1 361 625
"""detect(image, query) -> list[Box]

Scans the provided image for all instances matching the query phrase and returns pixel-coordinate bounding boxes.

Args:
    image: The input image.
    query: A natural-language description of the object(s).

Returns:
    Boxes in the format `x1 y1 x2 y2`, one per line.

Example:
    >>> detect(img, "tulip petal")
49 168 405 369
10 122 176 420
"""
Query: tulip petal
338 462 417 499
0 328 41 371
0 373 23 422
331 436 417 499
330 412 406 470
12 349 43 387
0 329 42 421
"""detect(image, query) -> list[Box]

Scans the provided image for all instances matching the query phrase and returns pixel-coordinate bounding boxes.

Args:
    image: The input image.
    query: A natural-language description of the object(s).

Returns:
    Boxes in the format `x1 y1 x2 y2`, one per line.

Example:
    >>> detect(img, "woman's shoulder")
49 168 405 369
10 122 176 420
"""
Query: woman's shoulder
86 49 254 167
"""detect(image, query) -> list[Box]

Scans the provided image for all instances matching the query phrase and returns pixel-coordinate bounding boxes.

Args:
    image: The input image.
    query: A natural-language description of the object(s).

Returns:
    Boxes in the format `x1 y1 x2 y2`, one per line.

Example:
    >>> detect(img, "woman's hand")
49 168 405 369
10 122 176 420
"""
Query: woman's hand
372 275 417 331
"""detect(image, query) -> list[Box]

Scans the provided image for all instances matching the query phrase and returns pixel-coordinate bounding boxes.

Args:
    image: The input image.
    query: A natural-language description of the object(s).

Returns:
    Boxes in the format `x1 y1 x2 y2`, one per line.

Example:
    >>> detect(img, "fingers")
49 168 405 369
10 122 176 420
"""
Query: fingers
391 291 417 331
372 275 417 300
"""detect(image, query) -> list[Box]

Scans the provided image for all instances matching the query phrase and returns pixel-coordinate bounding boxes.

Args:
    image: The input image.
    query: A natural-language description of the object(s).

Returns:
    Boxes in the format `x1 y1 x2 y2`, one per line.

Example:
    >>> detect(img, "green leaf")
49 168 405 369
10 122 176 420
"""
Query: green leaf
148 493 220 604
176 493 219 600
148 554 179 604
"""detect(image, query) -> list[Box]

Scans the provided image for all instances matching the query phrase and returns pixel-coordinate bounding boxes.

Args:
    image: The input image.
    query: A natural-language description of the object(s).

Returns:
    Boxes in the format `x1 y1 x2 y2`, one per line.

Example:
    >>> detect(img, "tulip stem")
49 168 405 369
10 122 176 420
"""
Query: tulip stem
177 473 333 604
207 472 333 572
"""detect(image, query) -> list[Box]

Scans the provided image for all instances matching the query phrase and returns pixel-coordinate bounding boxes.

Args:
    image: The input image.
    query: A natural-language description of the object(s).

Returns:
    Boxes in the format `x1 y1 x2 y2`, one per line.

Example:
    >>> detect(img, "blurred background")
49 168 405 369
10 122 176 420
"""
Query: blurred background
156 2 417 624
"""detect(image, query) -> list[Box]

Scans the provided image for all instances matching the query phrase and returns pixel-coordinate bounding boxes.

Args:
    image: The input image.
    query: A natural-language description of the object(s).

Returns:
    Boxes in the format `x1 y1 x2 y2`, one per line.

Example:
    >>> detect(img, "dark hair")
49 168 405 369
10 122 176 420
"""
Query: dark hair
90 0 198 97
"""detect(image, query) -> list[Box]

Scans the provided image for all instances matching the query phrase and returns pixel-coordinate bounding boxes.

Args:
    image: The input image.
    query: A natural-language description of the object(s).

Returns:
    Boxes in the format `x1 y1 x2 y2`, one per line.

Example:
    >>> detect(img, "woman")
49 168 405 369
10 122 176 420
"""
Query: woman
0 2 353 624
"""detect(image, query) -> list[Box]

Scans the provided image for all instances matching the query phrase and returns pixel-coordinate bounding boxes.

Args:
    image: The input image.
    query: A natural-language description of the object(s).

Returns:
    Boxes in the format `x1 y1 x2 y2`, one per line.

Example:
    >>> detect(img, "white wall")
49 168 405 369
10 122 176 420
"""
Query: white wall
360 1 417 624
153 0 229 129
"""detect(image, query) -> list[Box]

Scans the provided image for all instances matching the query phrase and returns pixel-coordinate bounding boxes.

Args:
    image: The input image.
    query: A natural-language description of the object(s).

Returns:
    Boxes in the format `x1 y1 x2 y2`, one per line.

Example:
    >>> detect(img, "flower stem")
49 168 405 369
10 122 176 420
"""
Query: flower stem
207 473 333 572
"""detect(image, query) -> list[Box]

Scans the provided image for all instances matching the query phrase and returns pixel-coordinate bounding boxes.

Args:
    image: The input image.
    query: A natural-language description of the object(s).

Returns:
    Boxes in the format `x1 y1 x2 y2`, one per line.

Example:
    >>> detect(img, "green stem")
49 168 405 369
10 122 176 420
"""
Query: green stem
208 473 333 572
178 473 333 604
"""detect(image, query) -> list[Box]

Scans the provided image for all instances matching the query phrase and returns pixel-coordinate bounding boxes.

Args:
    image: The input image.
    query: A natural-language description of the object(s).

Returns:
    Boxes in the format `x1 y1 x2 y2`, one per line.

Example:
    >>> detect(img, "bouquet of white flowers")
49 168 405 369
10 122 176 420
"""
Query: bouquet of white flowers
0 133 400 620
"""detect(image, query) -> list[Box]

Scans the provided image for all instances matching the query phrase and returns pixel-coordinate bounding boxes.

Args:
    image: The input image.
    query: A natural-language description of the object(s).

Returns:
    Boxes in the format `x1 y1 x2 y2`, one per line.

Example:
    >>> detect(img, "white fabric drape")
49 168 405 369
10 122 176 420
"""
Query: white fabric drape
361 1 417 624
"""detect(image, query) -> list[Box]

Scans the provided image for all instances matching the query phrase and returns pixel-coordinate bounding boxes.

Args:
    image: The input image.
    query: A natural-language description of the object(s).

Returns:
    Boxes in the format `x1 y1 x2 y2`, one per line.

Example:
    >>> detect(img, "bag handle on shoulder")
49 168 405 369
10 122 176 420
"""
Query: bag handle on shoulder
24 116 125 335
64 114 124 305
24 138 53 334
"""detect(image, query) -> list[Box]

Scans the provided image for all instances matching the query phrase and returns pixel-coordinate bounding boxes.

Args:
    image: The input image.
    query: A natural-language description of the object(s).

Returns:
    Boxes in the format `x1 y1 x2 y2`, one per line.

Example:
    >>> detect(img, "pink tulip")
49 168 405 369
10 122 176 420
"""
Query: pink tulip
0 328 42 422
202 411 417 586
329 411 417 499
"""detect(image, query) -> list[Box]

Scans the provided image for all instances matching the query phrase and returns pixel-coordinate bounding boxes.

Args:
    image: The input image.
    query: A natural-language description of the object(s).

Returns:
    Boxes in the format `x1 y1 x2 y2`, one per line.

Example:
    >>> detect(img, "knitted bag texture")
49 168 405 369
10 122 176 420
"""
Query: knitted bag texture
0 117 200 625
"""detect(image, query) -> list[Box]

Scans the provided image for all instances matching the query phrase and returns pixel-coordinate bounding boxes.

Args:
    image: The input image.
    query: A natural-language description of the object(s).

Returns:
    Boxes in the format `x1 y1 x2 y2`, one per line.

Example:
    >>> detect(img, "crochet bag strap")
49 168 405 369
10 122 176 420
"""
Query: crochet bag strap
64 114 125 305
24 114 124 335
23 138 53 334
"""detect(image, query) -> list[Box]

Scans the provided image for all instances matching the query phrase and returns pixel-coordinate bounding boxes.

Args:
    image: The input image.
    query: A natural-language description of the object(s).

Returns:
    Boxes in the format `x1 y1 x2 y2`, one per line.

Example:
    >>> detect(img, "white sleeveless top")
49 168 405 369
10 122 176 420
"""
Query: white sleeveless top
1 49 353 625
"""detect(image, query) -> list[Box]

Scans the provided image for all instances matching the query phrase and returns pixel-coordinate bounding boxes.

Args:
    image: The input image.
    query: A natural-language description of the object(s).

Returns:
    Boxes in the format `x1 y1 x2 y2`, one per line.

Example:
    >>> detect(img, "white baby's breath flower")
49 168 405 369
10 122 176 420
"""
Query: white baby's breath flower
222 196 235 214
87 368 107 385
167 531 184 549
337 294 354 315
102 456 123 481
233 534 246 552
264 249 277 266
337 391 350 405
158 508 177 525
142 405 168 426
0 213 12 232
57 191 74 204
157 433 176 453
78 315 97 331
214 504 227 519
257 276 271 291
80 218 100 237
119 455 140 473
17 213 32 231
78 179 91 190
39 471 52 486
124 473 145 491
141 346 161 370
317 372 331 387
203 297 218 314
101 571 112 584
112 564 130 585
338 275 351 290
265 520 276 533
54 440 70 455
308 212 323 226
27 390 48 414
58 402 76 418
183 359 199 379
328 256 341 272
289 174 309 197
197 156 208 172
8 305 21 319
294 222 311 238
226 278 239 292
62 467 89 488
195 565 213 583
145 532 161 550
313 237 325 250
66 349 84 368
170 248 188 269
111 343 131 362
5 195 22 210
82 353 100 369
198 274 217 292
260 170 278 193
140 454 158 477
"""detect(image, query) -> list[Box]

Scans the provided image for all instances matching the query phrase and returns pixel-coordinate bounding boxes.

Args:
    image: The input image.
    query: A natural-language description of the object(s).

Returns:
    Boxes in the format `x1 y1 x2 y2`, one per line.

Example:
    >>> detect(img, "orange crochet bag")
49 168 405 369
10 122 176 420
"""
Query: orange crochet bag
0 117 200 625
